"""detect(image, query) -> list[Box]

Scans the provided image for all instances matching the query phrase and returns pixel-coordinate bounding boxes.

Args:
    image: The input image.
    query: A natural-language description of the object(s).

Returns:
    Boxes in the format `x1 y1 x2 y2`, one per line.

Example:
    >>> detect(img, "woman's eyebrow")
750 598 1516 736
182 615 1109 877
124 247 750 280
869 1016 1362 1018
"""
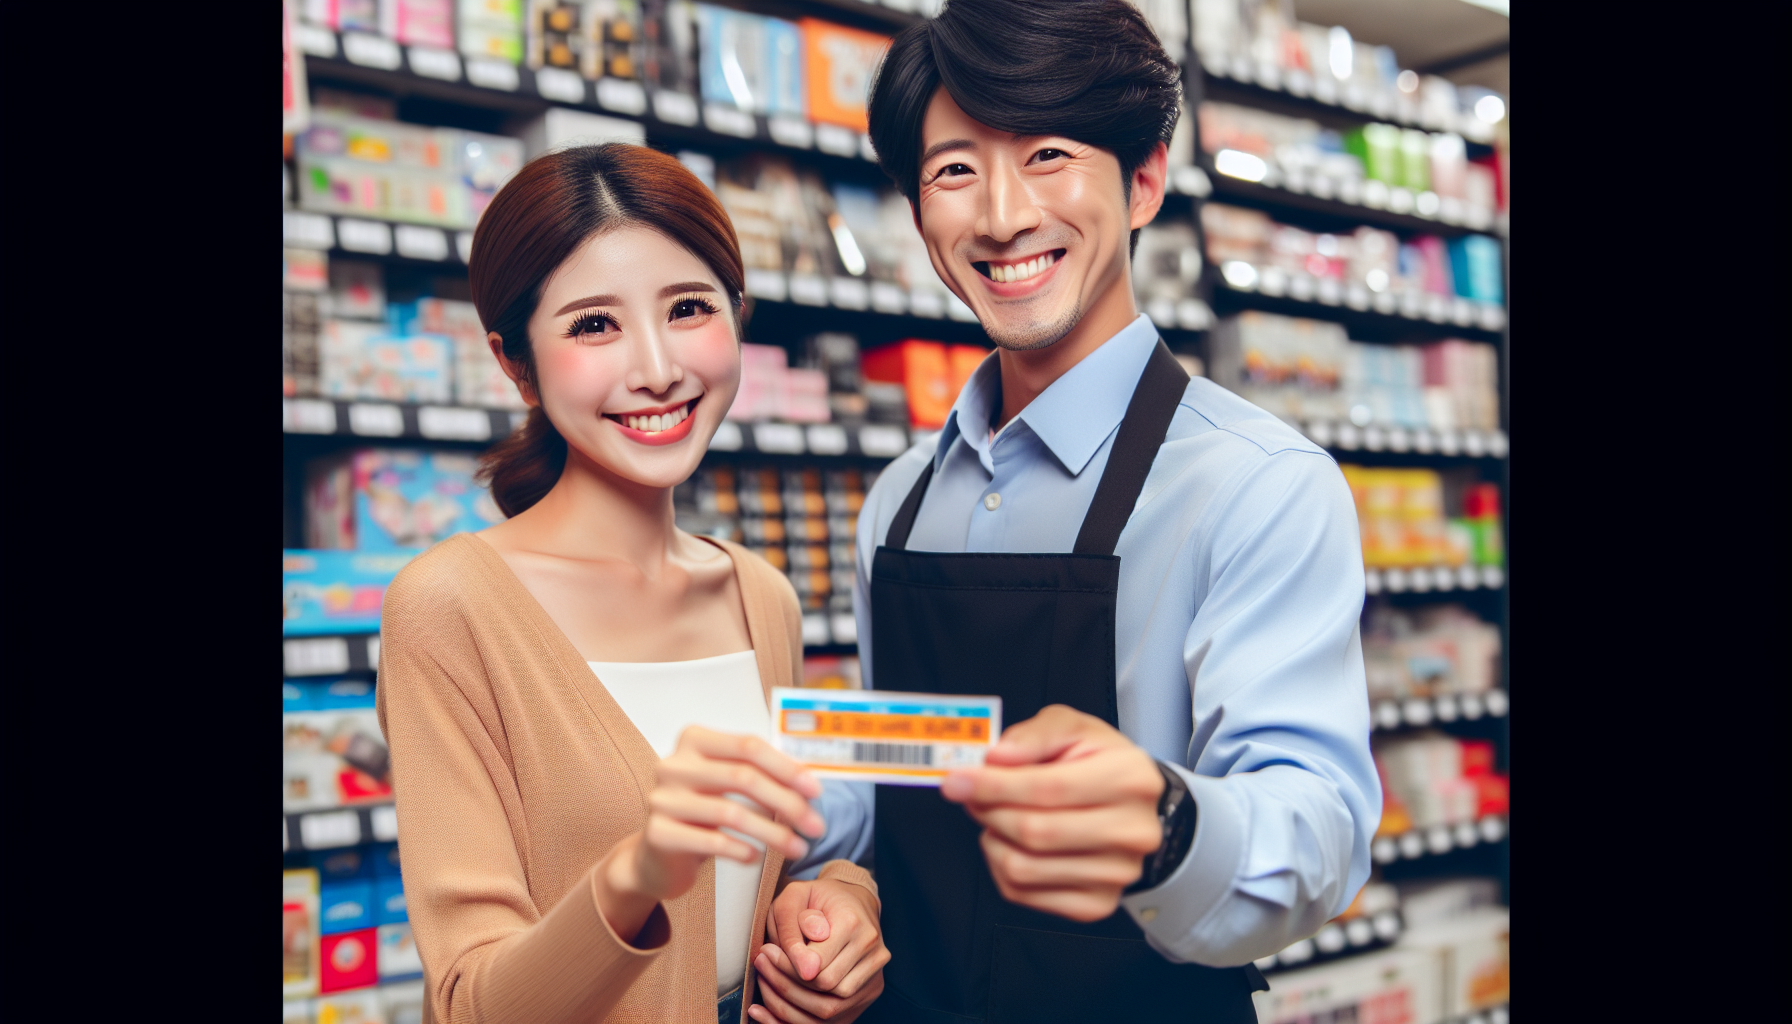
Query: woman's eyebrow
659 281 717 297
553 294 620 315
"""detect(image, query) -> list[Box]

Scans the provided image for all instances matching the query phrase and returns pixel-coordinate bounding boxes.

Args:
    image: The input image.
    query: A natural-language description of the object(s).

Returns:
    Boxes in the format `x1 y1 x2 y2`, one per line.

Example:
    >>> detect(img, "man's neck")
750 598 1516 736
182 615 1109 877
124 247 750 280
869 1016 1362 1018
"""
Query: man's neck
993 272 1139 430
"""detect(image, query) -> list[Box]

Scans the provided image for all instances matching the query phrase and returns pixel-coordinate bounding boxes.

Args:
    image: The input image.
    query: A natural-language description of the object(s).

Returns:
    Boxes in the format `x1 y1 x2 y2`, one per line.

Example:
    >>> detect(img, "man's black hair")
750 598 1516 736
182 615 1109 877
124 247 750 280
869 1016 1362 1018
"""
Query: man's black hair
866 0 1182 254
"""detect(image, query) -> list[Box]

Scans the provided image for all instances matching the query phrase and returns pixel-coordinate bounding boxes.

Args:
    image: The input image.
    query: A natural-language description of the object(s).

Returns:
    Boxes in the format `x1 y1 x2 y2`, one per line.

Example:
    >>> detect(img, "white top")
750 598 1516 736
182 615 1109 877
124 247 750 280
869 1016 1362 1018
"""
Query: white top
587 650 770 997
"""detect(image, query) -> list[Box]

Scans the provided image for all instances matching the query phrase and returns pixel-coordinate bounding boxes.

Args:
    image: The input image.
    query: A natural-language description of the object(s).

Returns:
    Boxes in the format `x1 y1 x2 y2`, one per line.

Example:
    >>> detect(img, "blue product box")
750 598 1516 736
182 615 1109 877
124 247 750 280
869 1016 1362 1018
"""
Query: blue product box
306 449 503 552
1448 235 1504 304
316 679 377 709
375 877 409 925
320 879 375 935
284 681 317 712
283 549 416 636
370 841 403 878
697 5 801 115
762 16 805 117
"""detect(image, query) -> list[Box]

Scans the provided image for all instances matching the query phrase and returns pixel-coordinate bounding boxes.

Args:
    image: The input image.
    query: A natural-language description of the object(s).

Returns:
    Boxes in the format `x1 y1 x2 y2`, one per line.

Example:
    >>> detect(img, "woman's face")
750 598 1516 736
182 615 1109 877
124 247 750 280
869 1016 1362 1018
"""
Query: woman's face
509 224 741 490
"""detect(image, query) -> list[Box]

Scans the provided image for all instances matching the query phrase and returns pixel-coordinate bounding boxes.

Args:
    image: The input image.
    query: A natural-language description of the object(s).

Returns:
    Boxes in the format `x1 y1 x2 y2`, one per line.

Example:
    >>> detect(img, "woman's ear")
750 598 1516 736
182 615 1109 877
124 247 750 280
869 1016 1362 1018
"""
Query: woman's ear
488 331 539 406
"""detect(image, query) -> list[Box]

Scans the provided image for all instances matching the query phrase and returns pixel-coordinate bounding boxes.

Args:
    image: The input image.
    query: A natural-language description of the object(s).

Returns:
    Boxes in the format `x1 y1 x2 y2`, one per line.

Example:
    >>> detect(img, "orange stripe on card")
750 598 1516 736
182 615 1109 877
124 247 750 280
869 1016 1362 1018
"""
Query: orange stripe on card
780 709 990 742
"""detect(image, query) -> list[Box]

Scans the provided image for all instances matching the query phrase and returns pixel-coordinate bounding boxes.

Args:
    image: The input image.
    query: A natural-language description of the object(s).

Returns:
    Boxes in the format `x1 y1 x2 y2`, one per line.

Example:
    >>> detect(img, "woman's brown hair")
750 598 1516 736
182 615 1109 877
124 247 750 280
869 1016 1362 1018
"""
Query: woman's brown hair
468 144 744 517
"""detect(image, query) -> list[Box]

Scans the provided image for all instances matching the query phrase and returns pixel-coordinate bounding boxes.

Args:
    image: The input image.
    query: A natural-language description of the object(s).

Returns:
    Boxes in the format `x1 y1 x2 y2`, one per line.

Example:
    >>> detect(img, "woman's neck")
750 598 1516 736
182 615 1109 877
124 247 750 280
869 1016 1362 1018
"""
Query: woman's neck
509 446 681 574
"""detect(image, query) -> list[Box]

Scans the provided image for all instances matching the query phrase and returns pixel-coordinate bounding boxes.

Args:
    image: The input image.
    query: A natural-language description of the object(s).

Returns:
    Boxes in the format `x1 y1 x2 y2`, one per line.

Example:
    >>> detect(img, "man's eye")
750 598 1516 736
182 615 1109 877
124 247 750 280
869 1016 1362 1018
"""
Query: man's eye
1030 148 1068 164
933 162 974 180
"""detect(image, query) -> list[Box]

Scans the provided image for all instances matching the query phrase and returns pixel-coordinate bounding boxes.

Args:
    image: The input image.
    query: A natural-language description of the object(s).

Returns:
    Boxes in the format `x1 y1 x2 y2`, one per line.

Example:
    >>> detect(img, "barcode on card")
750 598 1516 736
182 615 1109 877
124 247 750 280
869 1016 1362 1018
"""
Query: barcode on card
852 742 933 765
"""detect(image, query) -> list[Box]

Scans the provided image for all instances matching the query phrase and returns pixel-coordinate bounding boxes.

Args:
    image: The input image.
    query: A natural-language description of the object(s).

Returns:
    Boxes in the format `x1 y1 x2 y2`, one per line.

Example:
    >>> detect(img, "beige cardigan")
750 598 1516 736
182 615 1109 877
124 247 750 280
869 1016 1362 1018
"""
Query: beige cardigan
377 533 875 1024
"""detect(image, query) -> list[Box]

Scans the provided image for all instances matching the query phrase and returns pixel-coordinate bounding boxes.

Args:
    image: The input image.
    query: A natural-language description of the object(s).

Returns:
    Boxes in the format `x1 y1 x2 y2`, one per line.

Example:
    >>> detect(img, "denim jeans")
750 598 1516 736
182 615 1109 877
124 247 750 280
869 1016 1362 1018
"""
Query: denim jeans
717 984 744 1024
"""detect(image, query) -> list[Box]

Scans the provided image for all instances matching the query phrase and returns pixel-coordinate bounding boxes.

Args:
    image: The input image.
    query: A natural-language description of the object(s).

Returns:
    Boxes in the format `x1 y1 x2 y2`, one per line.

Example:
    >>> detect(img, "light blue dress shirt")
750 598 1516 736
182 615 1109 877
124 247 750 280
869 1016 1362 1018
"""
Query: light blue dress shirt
797 314 1379 967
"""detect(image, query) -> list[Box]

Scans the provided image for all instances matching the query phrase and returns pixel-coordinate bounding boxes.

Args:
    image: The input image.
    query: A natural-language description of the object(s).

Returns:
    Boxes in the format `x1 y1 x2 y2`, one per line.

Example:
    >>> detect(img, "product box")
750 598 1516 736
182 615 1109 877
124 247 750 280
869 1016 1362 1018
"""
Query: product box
728 343 791 422
285 869 323 999
380 980 426 1024
312 843 378 880
306 449 504 551
286 291 323 398
319 321 454 404
283 549 417 635
371 841 403 877
315 987 383 1024
378 922 425 980
1448 234 1503 304
799 19 889 131
459 0 524 61
329 261 386 321
397 298 527 409
1252 945 1441 1024
1400 907 1510 1018
527 0 583 69
374 878 408 925
321 879 376 935
860 340 959 429
285 704 393 813
383 0 455 46
458 131 524 225
321 927 382 993
298 111 468 229
587 0 645 80
695 4 803 116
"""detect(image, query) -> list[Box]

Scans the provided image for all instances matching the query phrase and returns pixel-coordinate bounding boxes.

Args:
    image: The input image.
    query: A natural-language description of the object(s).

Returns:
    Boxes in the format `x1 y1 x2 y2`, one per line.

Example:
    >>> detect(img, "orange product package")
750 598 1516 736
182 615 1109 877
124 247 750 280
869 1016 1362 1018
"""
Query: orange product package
948 344 990 400
800 19 892 131
861 339 955 429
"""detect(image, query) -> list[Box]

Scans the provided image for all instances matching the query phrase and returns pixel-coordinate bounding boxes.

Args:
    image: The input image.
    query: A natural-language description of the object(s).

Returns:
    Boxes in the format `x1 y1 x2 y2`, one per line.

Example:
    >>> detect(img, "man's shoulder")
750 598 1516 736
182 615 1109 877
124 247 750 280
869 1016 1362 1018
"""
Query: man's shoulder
1168 377 1331 461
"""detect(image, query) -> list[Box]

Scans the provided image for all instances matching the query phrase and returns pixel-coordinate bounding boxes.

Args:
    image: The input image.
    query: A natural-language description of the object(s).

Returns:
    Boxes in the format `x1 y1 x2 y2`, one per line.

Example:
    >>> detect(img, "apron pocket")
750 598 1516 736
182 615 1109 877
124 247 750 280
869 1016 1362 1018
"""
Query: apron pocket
986 924 1261 1024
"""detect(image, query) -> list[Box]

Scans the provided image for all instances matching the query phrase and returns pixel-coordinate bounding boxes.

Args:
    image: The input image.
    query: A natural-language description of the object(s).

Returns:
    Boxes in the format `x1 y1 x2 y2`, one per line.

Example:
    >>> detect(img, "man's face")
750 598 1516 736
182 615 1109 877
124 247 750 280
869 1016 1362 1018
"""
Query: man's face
914 88 1133 351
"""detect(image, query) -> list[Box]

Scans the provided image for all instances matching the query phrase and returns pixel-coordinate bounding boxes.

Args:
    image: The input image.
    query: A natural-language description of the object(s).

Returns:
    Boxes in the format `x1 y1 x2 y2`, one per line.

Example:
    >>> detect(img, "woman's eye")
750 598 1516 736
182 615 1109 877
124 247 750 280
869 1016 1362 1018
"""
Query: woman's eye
670 298 714 320
569 313 617 339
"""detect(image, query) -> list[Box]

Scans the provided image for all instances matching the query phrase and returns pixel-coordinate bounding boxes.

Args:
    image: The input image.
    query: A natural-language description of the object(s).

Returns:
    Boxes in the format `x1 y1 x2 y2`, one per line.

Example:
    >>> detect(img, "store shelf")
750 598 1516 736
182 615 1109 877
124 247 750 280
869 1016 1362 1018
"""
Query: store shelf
1371 815 1507 866
1365 564 1503 595
1373 689 1508 733
285 633 382 677
1211 261 1505 333
285 802 398 852
1307 421 1507 459
1205 163 1501 239
1198 63 1499 145
1254 909 1405 975
296 27 883 164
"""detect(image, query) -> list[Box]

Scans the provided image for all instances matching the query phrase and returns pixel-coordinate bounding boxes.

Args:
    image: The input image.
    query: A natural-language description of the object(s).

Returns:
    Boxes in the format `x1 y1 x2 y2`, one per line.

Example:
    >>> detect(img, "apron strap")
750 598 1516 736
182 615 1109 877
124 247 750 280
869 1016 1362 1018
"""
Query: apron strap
884 459 936 551
1072 339 1189 557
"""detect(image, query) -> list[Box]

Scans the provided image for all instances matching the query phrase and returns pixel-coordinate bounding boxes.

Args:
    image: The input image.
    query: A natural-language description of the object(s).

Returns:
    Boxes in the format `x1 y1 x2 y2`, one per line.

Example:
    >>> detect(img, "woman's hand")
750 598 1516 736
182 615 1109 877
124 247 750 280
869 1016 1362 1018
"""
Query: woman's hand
595 727 825 943
749 879 888 1023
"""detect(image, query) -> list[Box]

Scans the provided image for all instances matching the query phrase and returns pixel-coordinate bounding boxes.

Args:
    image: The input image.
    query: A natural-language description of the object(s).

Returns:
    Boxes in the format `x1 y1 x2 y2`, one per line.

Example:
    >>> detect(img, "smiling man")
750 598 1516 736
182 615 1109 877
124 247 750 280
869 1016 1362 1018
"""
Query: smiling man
816 1 1382 1021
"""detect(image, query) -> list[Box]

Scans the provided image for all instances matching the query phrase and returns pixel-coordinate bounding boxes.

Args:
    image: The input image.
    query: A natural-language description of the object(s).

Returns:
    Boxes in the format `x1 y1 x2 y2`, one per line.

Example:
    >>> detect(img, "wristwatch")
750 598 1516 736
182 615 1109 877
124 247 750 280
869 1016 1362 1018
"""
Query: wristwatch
1124 760 1198 895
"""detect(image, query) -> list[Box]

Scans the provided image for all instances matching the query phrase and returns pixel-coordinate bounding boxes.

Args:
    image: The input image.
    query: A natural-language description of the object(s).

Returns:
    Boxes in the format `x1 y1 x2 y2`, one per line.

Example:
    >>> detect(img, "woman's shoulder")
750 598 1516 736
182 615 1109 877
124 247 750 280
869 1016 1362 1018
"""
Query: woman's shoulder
382 533 507 628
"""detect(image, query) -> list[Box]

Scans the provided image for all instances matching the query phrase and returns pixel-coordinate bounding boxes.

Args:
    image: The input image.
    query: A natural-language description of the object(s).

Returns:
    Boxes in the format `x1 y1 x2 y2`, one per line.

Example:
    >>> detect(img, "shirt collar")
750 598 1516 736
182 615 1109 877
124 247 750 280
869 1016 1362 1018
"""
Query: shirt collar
936 313 1161 477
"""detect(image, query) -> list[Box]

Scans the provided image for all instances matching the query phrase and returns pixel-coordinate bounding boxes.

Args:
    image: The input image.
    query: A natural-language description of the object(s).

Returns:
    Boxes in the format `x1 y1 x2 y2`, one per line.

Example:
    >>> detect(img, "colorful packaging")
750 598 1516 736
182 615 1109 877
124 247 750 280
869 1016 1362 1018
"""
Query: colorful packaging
284 699 393 813
1448 234 1504 305
860 340 956 429
459 0 524 62
383 0 455 47
321 879 376 935
398 298 527 409
644 0 700 95
587 0 645 80
799 19 889 131
306 449 505 551
319 321 453 404
314 988 383 1024
378 923 425 980
527 0 583 68
298 111 469 229
328 261 386 321
321 928 381 993
285 291 323 398
285 869 322 999
374 877 408 925
283 549 417 635
695 5 803 116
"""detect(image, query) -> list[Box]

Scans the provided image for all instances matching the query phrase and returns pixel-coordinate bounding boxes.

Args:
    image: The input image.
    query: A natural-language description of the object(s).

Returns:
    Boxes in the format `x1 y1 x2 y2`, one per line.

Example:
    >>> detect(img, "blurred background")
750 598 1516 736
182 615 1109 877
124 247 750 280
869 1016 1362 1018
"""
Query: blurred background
281 1 1510 1021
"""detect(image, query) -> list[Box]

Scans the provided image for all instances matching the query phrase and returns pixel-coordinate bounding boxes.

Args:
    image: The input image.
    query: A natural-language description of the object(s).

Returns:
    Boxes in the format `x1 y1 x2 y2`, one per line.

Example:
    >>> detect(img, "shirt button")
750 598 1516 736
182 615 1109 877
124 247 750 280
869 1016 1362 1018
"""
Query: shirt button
1139 908 1158 922
984 492 1002 511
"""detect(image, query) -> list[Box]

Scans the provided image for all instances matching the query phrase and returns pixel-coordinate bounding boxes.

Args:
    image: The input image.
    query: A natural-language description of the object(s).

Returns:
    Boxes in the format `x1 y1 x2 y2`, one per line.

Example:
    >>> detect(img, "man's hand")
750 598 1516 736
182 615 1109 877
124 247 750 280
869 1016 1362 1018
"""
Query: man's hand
940 704 1165 922
749 878 888 1023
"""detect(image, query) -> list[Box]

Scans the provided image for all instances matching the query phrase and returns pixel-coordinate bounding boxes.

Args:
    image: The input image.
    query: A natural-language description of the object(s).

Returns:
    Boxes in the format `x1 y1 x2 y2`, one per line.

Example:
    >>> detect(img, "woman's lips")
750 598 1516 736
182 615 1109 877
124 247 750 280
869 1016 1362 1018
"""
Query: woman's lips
605 398 698 447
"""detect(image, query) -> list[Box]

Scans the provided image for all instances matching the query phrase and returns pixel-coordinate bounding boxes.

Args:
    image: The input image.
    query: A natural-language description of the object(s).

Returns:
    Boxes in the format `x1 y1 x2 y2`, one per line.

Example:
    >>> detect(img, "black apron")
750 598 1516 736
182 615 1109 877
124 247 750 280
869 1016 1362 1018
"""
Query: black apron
860 339 1267 1024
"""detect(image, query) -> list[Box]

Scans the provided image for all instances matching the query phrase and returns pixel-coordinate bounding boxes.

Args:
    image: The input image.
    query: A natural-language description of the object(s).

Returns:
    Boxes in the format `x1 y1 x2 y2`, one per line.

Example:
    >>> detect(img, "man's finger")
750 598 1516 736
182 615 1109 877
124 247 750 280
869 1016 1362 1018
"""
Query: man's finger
968 803 1162 855
980 830 1145 891
800 908 830 942
755 951 844 1021
769 887 822 980
983 705 1111 766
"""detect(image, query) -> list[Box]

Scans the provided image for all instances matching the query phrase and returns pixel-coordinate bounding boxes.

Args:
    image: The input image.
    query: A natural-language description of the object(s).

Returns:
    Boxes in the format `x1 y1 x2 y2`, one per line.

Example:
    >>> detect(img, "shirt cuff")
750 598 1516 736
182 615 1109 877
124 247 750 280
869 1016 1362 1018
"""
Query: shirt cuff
817 859 879 901
1119 766 1245 962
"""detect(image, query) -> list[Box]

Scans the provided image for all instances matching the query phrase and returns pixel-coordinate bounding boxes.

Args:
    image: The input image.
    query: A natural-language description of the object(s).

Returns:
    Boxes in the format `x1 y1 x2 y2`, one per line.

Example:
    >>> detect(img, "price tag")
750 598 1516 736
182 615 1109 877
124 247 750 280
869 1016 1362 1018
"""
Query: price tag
595 77 648 115
1384 568 1409 593
1363 567 1381 594
870 281 908 314
860 133 878 162
337 218 394 255
1361 179 1389 209
1362 425 1385 451
1314 924 1345 954
455 231 474 263
1401 699 1432 727
1408 567 1432 593
1453 822 1479 848
908 290 945 318
806 424 848 455
1257 266 1288 297
1386 427 1410 452
283 398 339 434
754 422 805 454
407 46 461 81
1413 429 1436 453
1478 304 1506 331
1479 816 1506 844
768 115 813 149
296 24 338 57
348 403 405 437
285 637 350 676
1425 826 1452 855
858 425 909 458
1337 176 1363 206
829 277 870 310
465 58 520 91
534 66 586 104
1345 918 1375 947
1305 420 1335 448
703 103 757 139
1371 910 1401 941
300 810 362 850
1424 294 1450 323
1375 701 1401 730
1437 430 1462 456
800 614 831 647
788 274 828 307
1372 837 1399 864
418 406 492 440
1282 166 1309 194
370 804 399 842
1345 282 1370 310
744 268 788 302
1277 939 1314 966
1451 298 1476 326
1288 273 1317 303
1439 195 1466 225
283 211 335 250
1372 289 1398 315
1480 565 1505 589
1484 689 1509 717
829 613 858 645
1458 692 1485 720
1335 423 1361 450
1463 431 1487 457
815 123 858 157
342 31 401 69
708 420 743 451
394 225 450 261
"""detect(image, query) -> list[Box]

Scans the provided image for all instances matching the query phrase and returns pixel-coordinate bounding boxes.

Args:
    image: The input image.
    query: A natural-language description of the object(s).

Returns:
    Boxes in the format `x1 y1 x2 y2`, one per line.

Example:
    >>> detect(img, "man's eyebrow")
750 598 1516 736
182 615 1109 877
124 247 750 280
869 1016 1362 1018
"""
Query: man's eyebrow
553 294 620 315
921 138 976 164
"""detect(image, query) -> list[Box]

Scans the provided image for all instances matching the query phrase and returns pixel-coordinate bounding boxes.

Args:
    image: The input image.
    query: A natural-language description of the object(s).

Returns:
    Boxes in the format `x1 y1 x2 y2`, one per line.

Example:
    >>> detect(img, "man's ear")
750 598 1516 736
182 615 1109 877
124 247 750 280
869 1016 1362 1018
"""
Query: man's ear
1128 142 1170 232
488 331 539 407
910 197 922 235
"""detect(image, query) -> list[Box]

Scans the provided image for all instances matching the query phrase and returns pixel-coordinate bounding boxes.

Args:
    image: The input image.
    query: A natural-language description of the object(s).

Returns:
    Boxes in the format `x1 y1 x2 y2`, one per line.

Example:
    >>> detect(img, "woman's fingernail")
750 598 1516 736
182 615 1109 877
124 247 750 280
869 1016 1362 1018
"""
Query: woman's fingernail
790 838 810 859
